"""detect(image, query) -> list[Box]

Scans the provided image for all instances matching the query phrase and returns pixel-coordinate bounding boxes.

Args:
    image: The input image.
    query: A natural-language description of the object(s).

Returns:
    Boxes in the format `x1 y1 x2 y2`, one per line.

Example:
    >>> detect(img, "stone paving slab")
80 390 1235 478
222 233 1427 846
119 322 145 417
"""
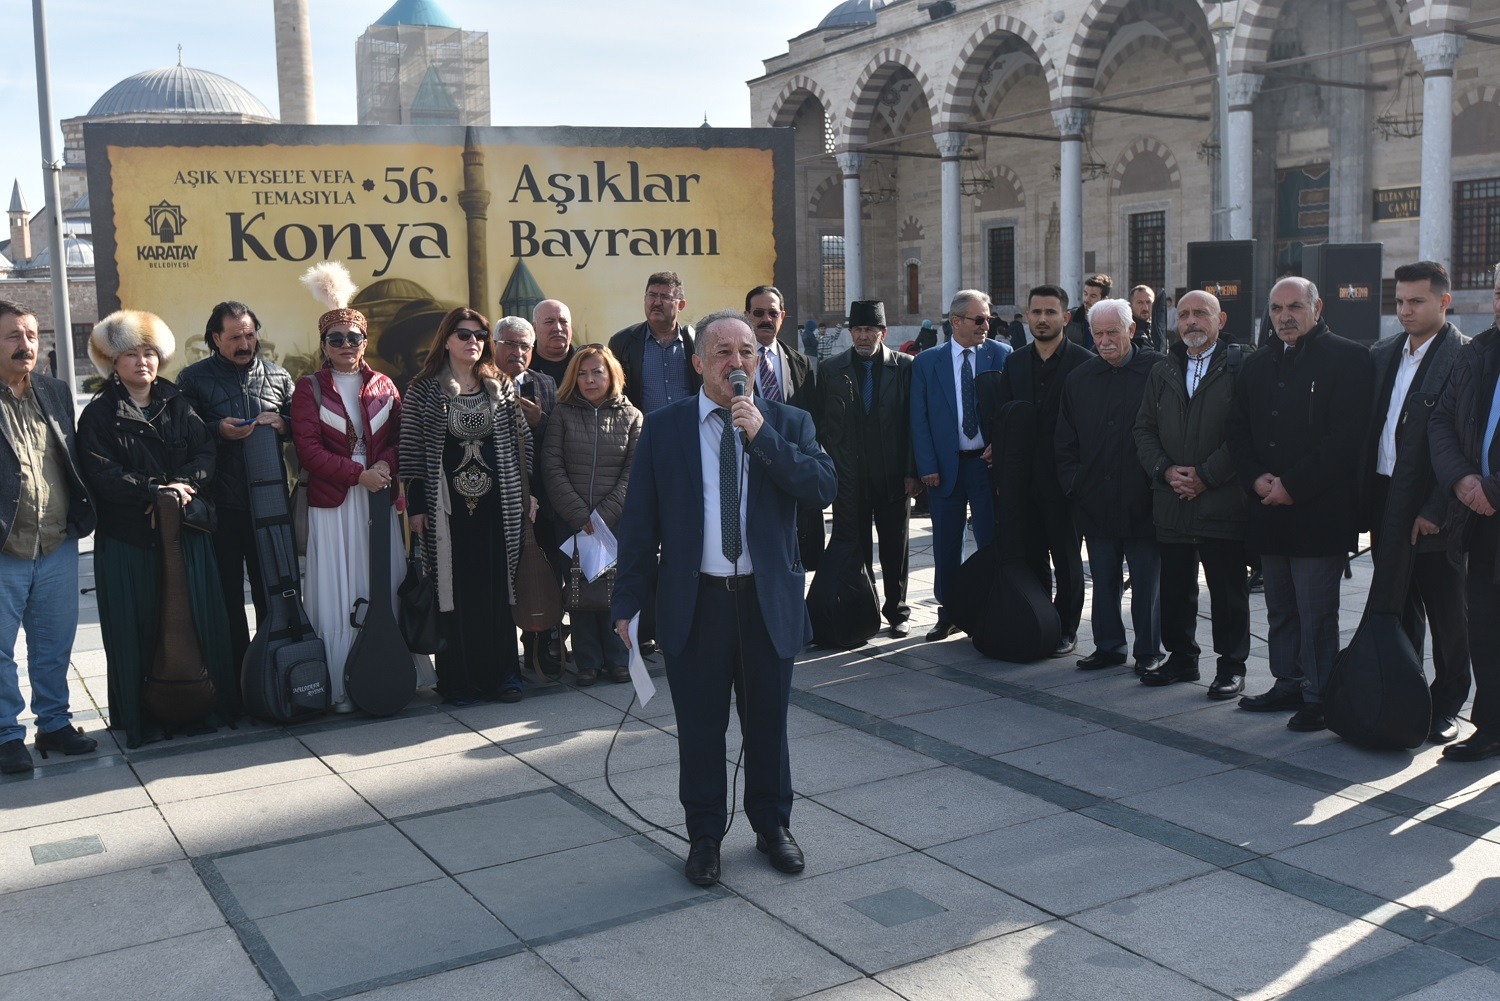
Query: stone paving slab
0 806 183 893
1399 964 1500 1000
506 718 681 785
0 927 274 1001
994 728 1236 801
344 951 583 1000
131 735 333 804
896 696 1105 756
788 726 942 796
155 773 383 856
396 788 627 874
810 670 999 717
337 743 553 817
296 713 493 772
0 759 153 833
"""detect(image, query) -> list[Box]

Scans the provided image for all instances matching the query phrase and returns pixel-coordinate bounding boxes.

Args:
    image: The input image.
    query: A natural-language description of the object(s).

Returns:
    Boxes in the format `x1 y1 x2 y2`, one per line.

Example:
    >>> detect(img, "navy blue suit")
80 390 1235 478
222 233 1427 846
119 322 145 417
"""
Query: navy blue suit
910 338 1011 619
613 393 836 840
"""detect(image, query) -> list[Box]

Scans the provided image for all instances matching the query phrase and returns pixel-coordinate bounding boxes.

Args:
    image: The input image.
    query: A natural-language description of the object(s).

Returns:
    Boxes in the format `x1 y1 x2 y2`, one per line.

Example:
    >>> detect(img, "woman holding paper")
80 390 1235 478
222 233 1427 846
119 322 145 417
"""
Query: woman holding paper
401 307 531 705
542 346 642 685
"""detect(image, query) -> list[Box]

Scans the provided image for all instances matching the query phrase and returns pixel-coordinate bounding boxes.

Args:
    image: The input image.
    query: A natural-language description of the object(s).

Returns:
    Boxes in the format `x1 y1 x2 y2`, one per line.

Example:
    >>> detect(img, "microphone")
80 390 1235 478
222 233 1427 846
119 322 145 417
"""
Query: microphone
729 369 749 399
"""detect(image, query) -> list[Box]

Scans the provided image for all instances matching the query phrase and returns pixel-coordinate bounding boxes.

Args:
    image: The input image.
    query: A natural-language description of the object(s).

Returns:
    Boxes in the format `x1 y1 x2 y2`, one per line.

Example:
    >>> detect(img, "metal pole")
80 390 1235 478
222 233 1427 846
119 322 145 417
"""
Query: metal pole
1216 21 1232 240
32 0 75 395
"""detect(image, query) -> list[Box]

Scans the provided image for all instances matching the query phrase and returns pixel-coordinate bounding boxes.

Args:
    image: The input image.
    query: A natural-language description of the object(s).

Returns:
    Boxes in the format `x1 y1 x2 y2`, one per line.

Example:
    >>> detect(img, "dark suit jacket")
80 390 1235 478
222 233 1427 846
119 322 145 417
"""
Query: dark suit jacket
814 345 915 489
607 321 700 412
759 338 813 410
612 395 837 660
976 340 1094 499
910 338 1011 498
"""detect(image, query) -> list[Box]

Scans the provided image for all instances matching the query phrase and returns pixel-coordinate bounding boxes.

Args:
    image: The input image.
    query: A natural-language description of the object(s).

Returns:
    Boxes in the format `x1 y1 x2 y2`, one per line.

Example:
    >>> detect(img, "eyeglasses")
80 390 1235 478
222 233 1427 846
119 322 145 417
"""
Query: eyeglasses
452 328 489 342
497 339 533 352
323 333 367 347
645 291 681 304
954 314 993 326
749 308 783 319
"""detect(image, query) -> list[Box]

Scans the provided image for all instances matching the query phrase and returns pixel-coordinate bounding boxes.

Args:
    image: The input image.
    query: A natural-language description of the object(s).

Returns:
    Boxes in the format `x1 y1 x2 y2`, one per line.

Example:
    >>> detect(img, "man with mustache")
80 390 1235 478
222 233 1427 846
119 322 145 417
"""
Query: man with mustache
177 301 295 674
1135 290 1251 698
0 300 97 774
1228 277 1373 732
529 299 577 386
744 285 822 570
813 300 919 636
609 272 700 414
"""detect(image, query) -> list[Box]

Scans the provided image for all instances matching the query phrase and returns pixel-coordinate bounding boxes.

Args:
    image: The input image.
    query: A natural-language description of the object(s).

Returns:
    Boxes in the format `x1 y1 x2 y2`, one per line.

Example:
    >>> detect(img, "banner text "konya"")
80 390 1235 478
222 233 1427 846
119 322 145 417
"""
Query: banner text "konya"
225 212 448 277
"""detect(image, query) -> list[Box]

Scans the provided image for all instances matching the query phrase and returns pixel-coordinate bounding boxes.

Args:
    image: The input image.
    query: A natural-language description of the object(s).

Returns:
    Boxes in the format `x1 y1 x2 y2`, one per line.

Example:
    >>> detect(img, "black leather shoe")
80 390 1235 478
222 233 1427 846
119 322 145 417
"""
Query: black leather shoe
925 621 958 642
1139 659 1199 687
1134 656 1162 677
1428 716 1461 745
1287 706 1327 732
890 620 910 638
1077 651 1127 670
1207 672 1246 700
755 828 805 874
1443 732 1500 762
639 639 658 657
1238 688 1304 712
1049 635 1077 658
34 725 97 759
684 837 721 886
0 738 33 774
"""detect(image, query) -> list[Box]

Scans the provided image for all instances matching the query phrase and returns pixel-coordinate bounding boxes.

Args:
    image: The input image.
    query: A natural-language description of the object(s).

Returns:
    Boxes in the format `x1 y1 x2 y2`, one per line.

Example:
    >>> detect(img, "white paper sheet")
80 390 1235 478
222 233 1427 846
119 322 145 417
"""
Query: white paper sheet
625 614 656 706
559 513 618 583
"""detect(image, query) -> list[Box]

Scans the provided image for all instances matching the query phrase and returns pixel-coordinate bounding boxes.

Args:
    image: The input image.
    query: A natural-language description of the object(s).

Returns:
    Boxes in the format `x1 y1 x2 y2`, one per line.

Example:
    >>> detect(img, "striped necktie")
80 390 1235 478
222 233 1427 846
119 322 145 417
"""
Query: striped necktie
758 346 782 402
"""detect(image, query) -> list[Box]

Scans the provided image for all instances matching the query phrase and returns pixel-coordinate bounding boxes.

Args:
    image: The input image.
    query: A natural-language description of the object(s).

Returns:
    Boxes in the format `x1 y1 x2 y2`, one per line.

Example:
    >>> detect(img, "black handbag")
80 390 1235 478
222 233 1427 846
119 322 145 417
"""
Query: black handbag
397 538 446 655
565 554 615 612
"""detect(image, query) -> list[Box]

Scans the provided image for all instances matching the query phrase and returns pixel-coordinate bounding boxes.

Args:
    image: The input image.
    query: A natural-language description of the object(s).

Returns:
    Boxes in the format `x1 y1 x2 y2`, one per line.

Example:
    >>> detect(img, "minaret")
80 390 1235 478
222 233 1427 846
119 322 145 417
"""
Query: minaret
273 0 316 123
8 181 30 262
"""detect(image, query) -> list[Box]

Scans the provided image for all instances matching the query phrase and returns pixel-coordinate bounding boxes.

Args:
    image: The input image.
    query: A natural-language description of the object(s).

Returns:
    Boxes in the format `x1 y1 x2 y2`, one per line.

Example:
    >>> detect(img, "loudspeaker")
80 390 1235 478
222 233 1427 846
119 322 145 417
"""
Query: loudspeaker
1187 241 1256 345
1302 243 1384 344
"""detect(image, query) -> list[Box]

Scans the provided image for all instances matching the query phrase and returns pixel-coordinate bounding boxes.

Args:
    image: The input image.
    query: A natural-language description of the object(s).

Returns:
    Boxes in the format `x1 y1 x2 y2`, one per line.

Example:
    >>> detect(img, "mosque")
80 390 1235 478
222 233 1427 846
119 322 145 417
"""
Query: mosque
749 0 1500 335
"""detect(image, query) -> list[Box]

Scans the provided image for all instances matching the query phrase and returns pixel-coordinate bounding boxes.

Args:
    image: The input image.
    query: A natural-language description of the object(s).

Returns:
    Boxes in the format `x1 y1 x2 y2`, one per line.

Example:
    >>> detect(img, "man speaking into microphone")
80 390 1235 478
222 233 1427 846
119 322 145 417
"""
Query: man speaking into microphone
614 309 836 887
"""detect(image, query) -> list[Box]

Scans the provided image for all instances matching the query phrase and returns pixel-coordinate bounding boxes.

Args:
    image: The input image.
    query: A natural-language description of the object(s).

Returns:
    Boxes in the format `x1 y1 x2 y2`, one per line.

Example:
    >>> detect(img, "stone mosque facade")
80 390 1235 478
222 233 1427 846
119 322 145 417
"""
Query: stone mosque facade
749 0 1500 334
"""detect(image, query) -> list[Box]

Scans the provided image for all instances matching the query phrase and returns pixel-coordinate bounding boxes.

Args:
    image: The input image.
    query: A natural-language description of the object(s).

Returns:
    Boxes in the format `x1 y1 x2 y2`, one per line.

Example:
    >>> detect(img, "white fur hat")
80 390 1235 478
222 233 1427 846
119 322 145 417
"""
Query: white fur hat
90 310 176 377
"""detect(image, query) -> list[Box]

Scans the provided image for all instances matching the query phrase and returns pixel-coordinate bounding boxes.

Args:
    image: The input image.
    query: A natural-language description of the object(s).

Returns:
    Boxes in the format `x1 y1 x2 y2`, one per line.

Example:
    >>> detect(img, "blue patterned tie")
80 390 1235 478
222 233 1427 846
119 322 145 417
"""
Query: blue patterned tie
862 360 875 413
715 408 742 562
961 348 978 439
758 346 782 402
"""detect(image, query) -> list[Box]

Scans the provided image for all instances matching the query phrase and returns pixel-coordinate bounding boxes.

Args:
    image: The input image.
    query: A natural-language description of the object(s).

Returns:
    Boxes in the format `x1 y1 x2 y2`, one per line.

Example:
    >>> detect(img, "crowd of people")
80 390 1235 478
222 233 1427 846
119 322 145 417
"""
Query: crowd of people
2 256 1498 886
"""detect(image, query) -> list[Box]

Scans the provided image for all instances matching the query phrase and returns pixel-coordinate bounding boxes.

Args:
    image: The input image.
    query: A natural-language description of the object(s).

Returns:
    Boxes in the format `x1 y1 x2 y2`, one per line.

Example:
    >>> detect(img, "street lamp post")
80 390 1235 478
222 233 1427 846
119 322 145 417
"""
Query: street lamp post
1209 1 1238 240
31 0 75 394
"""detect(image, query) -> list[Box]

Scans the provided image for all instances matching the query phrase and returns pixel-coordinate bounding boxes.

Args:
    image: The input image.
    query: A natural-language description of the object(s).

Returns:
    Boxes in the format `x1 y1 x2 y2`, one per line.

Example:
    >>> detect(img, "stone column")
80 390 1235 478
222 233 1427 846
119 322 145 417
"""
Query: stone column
1225 73 1262 242
837 151 867 305
1052 108 1089 303
273 0 316 124
934 131 966 310
1413 32 1464 268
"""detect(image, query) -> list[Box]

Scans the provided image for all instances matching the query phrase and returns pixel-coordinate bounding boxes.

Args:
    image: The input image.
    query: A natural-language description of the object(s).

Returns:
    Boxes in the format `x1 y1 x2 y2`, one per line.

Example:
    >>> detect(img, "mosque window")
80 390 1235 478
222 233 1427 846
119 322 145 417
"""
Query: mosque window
1129 211 1166 292
821 234 846 313
987 227 1016 307
906 262 920 315
1454 178 1500 290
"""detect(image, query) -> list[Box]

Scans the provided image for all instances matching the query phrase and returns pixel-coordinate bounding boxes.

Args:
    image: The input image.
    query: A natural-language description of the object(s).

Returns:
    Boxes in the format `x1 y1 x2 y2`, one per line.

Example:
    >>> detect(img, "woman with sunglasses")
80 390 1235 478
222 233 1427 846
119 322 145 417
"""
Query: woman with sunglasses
400 307 532 705
292 262 405 712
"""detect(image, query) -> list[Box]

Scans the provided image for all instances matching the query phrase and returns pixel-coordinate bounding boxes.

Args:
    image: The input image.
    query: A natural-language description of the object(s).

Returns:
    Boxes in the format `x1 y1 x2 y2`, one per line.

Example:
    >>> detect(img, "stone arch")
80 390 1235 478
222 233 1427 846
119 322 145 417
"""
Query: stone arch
1063 0 1217 103
1110 138 1182 195
937 14 1062 129
899 216 924 242
839 47 939 148
976 165 1025 213
768 75 836 130
1230 0 1406 68
1453 86 1500 157
809 176 842 218
1095 32 1176 94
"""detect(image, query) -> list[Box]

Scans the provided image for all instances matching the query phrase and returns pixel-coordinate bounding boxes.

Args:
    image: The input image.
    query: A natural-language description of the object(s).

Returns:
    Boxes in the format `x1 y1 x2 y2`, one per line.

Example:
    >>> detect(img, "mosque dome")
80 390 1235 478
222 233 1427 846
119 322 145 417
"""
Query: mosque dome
15 235 94 273
817 0 891 31
374 0 460 28
88 63 274 119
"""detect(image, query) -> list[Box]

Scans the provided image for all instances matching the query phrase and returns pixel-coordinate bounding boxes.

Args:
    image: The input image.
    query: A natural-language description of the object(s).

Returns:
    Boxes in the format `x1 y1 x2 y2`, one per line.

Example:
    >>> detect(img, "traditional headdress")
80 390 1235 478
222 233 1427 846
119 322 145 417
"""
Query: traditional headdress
300 261 366 335
89 310 176 376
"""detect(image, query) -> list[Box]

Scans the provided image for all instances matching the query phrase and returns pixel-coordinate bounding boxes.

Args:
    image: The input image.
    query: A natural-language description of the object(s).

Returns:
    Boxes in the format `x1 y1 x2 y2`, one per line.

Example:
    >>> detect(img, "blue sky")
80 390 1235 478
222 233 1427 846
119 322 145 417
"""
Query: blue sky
3 0 823 216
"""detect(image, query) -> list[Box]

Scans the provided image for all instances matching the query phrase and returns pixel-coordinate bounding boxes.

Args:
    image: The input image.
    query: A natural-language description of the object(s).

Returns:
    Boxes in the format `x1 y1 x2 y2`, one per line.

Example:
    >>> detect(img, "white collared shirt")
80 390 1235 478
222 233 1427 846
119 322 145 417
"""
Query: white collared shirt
1185 341 1218 399
950 338 985 451
756 339 787 399
1377 334 1435 476
697 390 753 575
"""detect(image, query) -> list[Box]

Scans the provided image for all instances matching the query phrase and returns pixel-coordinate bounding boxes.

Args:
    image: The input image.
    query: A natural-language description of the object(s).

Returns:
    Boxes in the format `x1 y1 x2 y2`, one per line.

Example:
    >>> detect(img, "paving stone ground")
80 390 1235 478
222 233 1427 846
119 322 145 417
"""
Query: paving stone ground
4 523 1500 1000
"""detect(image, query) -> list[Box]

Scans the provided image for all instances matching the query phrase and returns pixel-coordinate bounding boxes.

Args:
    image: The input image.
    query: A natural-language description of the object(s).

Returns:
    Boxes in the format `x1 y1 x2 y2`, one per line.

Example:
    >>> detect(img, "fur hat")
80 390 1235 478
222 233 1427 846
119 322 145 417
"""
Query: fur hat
300 261 367 336
848 300 887 328
90 310 176 377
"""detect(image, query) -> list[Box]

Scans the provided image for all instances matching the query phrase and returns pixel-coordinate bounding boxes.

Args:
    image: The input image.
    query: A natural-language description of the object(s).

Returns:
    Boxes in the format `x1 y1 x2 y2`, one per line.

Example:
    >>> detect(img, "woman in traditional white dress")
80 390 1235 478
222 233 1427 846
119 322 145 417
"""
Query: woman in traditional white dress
291 262 405 712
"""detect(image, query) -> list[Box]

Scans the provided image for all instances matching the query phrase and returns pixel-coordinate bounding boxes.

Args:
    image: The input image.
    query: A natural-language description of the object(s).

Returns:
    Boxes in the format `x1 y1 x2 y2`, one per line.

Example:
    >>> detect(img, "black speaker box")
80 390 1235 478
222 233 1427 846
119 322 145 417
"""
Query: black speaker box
1187 241 1257 345
1303 243 1384 344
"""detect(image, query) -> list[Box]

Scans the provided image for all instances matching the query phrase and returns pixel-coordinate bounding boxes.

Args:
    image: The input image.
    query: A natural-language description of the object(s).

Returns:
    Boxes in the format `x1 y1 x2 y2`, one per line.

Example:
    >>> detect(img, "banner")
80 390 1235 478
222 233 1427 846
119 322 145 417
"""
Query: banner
88 124 795 384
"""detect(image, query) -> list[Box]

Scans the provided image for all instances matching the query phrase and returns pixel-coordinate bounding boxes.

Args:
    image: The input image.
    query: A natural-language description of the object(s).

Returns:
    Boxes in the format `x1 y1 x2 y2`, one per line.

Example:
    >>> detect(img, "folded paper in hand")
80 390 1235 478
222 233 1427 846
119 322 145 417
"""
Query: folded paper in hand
558 512 618 582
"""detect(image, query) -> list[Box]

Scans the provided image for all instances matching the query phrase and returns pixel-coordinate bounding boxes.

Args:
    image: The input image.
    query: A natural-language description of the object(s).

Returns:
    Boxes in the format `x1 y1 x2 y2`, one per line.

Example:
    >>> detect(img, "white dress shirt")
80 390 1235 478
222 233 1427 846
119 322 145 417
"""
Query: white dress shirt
697 390 753 575
1185 341 1218 399
756 340 787 400
949 338 985 451
1377 334 1434 476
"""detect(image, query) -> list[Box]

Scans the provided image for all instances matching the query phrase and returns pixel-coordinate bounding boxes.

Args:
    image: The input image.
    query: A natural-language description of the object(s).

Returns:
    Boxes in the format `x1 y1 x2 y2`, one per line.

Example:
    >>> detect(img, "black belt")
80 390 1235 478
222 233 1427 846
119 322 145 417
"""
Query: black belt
700 573 755 592
958 448 986 459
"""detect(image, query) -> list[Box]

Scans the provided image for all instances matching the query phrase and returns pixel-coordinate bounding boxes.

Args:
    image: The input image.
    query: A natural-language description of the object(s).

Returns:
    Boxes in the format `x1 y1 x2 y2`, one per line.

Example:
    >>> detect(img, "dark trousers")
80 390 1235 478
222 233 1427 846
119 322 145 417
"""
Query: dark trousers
1466 518 1500 734
1024 494 1084 638
1371 477 1472 717
798 505 827 573
212 506 267 675
831 479 910 625
1085 535 1162 660
1159 538 1250 673
664 581 793 842
1262 554 1344 703
929 453 996 619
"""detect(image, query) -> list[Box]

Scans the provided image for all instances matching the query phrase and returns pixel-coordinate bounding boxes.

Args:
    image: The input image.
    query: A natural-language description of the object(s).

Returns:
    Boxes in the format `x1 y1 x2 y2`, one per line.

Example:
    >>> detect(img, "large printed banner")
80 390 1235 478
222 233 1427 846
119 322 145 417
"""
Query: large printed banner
87 124 794 383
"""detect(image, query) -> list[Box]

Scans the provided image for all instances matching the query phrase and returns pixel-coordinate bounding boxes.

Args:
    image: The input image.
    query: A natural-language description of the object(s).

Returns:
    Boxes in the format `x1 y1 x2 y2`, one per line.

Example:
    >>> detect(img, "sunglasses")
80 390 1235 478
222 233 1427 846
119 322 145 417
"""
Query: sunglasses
323 333 367 347
452 328 489 342
749 308 782 319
